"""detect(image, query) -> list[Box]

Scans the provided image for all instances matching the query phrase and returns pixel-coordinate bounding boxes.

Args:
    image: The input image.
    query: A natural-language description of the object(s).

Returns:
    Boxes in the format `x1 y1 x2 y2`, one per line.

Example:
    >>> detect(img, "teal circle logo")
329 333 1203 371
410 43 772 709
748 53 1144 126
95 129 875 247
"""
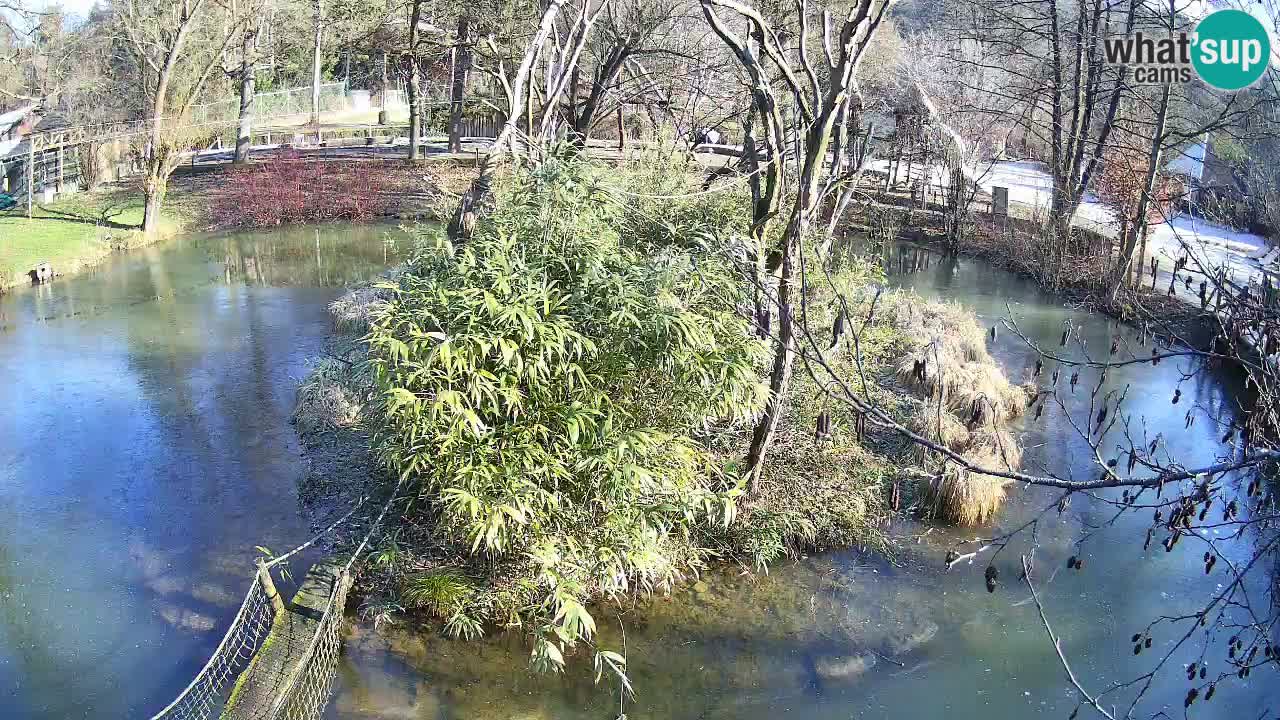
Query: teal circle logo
1192 9 1272 90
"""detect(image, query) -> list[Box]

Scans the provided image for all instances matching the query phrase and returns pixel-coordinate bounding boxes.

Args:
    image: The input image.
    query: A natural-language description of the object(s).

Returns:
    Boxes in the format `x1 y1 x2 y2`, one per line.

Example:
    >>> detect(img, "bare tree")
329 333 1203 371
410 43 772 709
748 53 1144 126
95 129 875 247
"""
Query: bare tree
447 14 472 153
118 0 244 233
233 10 261 164
444 0 605 241
561 0 677 145
310 0 324 127
407 0 425 159
700 0 895 488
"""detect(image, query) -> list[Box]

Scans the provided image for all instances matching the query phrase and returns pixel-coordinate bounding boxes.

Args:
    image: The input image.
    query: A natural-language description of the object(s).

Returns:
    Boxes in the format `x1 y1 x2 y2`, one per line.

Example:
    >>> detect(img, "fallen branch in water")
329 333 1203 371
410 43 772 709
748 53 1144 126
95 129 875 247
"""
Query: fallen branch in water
868 648 906 667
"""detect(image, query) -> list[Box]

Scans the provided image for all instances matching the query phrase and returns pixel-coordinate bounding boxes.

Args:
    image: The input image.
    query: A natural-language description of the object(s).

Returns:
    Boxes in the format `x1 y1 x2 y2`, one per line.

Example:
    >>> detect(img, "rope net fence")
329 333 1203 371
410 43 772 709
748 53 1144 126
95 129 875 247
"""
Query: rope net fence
263 477 405 720
146 579 276 720
268 574 354 720
146 480 403 720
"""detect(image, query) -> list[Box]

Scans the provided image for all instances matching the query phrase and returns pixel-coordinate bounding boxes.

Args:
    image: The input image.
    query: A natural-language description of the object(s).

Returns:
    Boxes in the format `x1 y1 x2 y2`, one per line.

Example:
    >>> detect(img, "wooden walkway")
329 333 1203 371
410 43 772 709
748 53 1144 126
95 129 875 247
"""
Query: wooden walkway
222 560 343 720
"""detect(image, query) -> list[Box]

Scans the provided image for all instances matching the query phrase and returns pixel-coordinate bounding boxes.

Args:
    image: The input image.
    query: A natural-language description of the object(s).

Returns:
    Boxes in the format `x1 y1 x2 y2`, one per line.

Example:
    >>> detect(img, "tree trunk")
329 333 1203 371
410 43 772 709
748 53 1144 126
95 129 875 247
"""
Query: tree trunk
448 16 471 153
310 0 323 128
1136 229 1149 290
234 27 256 165
1124 7 1177 273
569 47 630 148
744 253 796 491
490 0 564 155
380 51 388 111
142 55 175 236
617 107 624 152
744 92 846 489
407 73 421 159
407 0 423 160
1108 81 1171 302
142 172 166 234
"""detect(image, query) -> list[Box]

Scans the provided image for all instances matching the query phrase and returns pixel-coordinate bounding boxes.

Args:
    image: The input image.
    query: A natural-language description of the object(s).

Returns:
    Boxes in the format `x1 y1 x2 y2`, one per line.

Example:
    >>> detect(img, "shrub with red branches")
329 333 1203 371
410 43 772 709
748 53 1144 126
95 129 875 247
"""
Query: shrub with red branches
1095 146 1183 226
212 150 406 227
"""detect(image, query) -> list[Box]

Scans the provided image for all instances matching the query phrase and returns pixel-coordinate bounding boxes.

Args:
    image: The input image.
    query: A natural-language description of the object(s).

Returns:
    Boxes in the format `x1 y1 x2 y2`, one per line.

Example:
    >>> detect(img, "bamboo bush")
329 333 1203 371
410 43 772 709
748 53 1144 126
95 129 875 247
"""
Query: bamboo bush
365 152 768 675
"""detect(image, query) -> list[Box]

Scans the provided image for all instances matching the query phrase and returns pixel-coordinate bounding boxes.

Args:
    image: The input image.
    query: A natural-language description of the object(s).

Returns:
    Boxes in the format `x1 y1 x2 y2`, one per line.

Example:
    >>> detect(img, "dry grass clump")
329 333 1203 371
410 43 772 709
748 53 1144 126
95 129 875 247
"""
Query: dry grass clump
907 409 1023 526
906 410 970 462
300 281 394 433
892 346 1030 427
876 290 1034 526
967 426 1023 469
916 424 1023 526
294 358 368 436
923 462 1008 527
329 285 390 333
881 291 1032 429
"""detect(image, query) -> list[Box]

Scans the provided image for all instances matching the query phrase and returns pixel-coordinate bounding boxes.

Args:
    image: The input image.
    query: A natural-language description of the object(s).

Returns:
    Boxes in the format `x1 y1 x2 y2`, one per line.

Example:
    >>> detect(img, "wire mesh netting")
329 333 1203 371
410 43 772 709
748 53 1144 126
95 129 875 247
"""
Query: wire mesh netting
146 568 355 720
147 579 277 720
189 84 351 126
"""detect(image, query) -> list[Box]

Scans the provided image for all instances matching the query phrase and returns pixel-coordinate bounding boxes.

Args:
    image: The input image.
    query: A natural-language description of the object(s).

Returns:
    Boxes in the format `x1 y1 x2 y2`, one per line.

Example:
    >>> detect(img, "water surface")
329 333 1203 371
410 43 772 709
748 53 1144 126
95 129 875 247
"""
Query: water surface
323 240 1277 720
0 223 405 718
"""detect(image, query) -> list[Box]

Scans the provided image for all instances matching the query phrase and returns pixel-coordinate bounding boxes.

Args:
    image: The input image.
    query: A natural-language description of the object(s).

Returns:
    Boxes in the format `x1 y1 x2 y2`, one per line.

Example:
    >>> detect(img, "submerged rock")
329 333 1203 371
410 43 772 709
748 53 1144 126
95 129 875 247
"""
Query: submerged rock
885 620 938 656
813 652 877 681
693 581 709 594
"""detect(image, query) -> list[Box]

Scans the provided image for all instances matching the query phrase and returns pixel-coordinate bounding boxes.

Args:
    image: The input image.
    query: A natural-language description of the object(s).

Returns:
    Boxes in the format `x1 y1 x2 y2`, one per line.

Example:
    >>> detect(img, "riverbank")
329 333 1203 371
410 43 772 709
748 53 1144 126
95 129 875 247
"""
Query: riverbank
0 186 187 290
0 158 472 293
846 201 1220 349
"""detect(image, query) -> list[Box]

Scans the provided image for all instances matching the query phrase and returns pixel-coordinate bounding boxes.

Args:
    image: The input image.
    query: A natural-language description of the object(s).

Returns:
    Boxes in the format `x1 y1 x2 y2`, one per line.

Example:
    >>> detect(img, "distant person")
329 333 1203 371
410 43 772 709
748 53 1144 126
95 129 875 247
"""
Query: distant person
693 127 723 148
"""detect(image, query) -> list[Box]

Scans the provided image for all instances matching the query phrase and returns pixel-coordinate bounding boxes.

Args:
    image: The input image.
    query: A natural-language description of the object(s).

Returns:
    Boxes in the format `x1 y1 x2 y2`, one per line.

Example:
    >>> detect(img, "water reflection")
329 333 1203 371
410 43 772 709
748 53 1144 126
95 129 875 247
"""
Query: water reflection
0 223 404 718
324 239 1277 720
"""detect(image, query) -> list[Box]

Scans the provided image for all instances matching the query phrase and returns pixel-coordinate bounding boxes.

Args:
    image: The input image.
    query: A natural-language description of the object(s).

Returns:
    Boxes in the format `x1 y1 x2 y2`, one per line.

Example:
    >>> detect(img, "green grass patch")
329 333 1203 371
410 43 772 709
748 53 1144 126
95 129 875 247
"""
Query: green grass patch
0 187 184 289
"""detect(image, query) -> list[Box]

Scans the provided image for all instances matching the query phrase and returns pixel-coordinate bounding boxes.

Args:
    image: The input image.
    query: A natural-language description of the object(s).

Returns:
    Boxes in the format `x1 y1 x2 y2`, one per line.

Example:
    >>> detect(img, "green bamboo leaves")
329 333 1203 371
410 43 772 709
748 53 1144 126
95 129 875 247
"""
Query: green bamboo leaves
366 155 767 674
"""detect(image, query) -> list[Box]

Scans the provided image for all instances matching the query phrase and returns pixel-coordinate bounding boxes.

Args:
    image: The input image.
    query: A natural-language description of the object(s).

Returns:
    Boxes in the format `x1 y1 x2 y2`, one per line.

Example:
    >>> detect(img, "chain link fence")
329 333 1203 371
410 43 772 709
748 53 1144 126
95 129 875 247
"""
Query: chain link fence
188 83 352 126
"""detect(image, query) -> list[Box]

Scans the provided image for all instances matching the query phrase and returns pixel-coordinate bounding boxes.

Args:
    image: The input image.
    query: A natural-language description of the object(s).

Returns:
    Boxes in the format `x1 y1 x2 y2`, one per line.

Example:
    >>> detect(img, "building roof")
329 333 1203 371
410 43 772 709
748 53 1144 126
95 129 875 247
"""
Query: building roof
0 105 38 159
0 104 36 133
1166 137 1207 182
33 112 69 133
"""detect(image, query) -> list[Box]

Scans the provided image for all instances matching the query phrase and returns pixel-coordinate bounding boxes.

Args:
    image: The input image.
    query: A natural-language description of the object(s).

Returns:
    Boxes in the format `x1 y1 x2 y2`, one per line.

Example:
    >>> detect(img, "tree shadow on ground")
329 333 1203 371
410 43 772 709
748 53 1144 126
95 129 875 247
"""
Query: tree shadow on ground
35 202 139 230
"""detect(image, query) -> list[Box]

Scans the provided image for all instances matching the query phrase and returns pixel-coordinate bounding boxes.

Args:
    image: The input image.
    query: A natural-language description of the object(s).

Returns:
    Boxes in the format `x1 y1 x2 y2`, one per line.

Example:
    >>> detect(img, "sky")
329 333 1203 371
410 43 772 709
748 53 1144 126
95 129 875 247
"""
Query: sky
15 0 1280 65
29 0 99 18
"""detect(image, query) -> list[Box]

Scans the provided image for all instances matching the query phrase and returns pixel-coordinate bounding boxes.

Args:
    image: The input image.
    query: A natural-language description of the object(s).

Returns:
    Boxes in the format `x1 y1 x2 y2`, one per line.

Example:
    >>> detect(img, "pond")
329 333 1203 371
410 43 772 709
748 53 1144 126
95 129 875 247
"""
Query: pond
0 223 408 718
322 241 1278 719
0 227 1273 719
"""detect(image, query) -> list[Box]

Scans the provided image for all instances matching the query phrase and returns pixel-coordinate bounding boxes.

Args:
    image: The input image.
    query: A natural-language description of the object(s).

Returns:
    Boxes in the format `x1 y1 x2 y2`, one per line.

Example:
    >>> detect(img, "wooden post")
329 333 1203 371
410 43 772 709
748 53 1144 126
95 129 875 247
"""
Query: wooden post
57 147 64 193
27 145 34 218
257 558 287 614
617 107 625 153
991 186 1009 218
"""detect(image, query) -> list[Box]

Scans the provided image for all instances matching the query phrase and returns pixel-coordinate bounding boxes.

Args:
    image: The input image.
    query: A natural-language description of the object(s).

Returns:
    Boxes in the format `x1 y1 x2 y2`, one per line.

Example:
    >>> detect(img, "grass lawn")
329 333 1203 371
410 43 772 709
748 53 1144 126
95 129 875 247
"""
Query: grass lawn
0 187 184 289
